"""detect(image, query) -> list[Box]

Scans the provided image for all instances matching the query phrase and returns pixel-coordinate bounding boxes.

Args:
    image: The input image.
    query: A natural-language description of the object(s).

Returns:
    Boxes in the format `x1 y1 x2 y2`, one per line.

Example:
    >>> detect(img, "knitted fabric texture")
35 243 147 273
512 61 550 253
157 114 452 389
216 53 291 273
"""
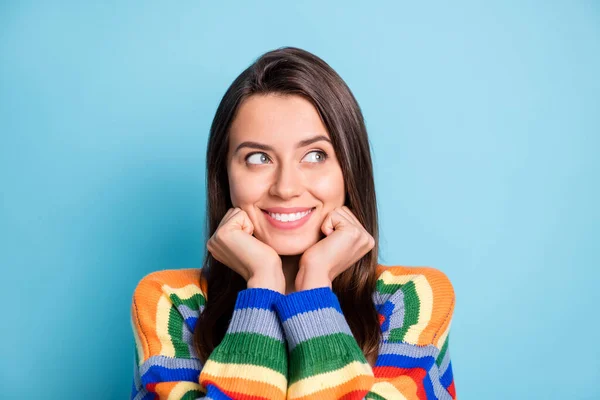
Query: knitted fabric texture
130 264 457 399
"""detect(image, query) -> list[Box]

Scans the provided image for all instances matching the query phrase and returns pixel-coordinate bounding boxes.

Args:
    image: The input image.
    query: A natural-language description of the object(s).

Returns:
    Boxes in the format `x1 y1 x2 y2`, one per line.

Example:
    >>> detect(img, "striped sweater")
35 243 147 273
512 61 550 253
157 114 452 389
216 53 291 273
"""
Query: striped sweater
130 264 457 399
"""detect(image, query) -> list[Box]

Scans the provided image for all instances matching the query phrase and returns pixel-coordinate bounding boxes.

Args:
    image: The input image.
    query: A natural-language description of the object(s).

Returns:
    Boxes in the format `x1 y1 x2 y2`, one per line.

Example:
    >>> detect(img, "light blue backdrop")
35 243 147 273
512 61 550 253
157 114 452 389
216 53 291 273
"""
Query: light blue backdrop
1 1 598 399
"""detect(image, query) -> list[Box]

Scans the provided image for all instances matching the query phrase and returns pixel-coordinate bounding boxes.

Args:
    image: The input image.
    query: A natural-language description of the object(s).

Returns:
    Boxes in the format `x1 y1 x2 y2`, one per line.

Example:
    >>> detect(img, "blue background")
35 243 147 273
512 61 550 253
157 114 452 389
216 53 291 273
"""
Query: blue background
1 1 598 399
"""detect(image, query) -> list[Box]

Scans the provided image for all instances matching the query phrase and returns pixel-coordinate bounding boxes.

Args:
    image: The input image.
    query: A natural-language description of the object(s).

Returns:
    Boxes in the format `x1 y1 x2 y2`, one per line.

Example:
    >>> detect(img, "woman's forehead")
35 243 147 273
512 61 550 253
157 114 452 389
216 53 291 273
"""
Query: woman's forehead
229 94 330 144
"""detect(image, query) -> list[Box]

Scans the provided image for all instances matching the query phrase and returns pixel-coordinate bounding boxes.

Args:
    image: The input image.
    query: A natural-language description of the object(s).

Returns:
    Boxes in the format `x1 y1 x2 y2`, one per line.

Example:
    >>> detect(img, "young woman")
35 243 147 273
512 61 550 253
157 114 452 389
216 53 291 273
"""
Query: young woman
130 46 457 400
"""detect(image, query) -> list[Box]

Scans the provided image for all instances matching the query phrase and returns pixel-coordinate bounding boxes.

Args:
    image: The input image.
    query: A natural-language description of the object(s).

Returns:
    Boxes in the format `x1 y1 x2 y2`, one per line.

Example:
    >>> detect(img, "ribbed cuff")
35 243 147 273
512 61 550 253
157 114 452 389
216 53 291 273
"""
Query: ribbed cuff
218 288 286 356
275 286 341 321
274 287 368 384
235 287 285 310
274 287 354 357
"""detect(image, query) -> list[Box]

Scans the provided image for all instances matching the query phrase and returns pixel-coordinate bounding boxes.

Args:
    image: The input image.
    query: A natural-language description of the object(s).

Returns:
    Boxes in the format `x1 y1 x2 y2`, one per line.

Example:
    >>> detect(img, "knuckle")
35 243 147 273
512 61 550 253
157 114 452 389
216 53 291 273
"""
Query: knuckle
350 228 362 239
369 236 375 248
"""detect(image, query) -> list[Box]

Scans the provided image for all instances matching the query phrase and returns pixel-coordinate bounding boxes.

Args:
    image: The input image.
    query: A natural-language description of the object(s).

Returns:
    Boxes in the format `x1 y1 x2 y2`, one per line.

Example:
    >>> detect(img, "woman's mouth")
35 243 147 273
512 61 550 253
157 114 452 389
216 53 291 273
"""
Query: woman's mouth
261 207 315 230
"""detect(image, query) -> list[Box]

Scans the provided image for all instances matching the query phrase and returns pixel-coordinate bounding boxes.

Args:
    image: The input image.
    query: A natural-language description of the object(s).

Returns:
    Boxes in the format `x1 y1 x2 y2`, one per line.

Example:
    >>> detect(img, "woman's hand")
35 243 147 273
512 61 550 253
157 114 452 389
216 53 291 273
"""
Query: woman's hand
296 206 375 291
207 207 285 293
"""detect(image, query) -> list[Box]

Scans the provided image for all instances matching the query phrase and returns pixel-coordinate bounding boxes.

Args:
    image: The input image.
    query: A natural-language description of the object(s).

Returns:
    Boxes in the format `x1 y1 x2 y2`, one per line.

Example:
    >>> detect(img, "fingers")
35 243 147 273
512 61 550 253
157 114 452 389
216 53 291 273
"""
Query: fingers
338 206 362 226
320 211 334 236
338 206 375 249
320 207 350 236
229 207 254 235
217 207 240 229
332 206 363 232
214 207 253 236
237 212 254 235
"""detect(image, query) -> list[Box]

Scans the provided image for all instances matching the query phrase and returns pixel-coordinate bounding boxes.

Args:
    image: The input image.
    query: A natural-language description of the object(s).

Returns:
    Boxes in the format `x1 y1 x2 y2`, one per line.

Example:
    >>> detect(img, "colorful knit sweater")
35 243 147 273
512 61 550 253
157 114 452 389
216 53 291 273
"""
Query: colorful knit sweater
130 264 457 399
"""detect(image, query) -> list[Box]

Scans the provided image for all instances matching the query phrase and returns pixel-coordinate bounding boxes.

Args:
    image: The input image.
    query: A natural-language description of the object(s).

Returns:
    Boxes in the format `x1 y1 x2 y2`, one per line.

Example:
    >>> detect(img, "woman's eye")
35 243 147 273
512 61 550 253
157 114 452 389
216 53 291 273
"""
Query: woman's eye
245 152 271 165
302 150 328 163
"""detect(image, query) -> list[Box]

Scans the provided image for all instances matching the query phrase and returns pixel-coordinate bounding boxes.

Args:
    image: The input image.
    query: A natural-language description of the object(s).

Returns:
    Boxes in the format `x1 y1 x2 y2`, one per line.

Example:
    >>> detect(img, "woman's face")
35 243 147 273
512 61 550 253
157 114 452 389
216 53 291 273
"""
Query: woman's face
226 94 345 255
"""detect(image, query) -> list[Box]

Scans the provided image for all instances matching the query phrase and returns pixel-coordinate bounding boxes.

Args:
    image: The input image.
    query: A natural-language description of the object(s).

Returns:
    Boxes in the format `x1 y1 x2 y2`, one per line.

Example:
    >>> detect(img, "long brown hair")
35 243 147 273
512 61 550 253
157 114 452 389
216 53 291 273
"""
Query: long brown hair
194 46 381 363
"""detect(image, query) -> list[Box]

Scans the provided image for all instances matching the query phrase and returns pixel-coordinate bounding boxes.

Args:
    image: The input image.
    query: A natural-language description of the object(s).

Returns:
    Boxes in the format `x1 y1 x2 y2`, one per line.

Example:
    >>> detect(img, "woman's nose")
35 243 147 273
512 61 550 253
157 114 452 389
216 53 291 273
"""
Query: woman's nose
269 164 303 199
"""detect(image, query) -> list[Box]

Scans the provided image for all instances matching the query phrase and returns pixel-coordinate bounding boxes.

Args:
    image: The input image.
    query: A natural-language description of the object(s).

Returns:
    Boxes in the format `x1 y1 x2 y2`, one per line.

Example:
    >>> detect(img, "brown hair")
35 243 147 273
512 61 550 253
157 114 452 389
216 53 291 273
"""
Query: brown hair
194 46 381 363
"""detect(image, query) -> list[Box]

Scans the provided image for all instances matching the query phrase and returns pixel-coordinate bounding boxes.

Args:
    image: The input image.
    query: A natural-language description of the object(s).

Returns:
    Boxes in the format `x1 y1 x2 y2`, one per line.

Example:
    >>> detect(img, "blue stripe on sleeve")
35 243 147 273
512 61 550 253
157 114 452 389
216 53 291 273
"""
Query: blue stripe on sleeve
375 353 436 370
440 361 454 388
206 383 235 399
275 287 343 322
235 287 284 310
141 365 201 385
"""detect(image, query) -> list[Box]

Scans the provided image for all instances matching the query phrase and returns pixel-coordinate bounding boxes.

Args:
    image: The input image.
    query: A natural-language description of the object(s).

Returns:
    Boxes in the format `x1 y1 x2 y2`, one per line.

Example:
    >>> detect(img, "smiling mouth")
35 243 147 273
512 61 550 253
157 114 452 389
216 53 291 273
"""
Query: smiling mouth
261 207 316 222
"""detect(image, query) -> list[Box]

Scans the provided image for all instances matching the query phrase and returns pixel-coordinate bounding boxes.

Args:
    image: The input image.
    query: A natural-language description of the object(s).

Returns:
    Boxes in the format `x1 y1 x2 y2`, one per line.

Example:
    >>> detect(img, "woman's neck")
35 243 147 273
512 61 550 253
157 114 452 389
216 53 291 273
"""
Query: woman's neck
280 254 301 294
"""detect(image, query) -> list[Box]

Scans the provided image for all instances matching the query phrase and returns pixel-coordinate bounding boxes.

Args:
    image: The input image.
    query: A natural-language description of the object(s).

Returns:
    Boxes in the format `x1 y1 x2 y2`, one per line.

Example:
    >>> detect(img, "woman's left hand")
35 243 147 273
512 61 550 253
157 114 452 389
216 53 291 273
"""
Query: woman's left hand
296 206 375 291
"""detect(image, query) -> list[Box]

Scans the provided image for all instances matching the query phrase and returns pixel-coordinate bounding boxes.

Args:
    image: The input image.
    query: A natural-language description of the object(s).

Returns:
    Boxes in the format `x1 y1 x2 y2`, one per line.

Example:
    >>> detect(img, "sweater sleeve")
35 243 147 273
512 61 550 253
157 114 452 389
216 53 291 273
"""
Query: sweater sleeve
199 287 288 399
273 274 456 400
130 271 288 400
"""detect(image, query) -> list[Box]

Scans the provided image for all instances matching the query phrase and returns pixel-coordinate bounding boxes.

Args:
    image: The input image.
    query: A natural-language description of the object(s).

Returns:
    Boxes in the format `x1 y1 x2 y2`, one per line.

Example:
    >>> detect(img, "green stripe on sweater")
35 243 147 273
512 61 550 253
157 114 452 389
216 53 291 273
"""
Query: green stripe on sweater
365 392 387 400
209 332 287 375
168 306 191 358
437 333 449 367
289 332 367 384
388 280 419 342
169 293 205 310
181 389 205 400
376 279 402 294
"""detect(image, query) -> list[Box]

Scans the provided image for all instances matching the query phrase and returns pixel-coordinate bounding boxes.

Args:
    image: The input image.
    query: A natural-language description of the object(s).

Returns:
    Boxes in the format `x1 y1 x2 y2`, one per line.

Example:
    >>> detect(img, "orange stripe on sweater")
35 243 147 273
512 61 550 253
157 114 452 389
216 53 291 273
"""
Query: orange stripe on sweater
374 366 428 400
201 376 286 400
132 277 164 361
418 267 454 348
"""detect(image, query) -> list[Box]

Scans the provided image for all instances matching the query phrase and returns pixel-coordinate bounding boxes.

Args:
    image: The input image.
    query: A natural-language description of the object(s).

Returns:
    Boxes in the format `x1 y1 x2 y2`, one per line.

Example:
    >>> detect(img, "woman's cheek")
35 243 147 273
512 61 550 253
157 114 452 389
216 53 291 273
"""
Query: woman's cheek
311 170 345 204
229 174 267 207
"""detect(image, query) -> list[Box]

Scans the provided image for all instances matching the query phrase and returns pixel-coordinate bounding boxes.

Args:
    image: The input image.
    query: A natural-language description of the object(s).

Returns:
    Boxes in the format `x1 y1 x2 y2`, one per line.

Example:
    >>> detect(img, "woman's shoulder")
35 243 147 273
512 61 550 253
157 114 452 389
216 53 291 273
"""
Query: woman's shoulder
130 268 206 385
375 263 455 298
131 268 208 329
131 268 207 362
133 267 207 300
374 263 456 348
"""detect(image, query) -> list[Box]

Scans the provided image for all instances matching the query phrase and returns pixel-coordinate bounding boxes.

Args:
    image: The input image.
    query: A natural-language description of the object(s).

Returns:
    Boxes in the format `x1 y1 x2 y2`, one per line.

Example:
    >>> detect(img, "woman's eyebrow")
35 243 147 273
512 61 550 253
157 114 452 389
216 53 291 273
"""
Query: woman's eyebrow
233 135 331 155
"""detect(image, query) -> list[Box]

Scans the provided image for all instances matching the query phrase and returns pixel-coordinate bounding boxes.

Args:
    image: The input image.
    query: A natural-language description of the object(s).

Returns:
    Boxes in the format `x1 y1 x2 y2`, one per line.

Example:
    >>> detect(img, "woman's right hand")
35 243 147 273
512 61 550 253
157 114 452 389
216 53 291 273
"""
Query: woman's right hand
207 207 285 293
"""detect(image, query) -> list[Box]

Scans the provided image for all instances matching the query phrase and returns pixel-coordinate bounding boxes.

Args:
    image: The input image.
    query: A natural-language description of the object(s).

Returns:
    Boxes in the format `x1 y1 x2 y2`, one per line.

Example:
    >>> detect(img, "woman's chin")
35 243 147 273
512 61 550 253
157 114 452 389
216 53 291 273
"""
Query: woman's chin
253 228 322 256
264 237 316 256
277 249 305 256
273 244 310 256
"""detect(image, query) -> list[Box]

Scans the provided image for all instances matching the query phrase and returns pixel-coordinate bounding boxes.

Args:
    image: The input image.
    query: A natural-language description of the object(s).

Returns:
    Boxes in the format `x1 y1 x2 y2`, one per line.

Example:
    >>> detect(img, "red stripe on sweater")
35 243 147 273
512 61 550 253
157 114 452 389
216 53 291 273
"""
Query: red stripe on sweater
447 380 456 399
372 366 428 400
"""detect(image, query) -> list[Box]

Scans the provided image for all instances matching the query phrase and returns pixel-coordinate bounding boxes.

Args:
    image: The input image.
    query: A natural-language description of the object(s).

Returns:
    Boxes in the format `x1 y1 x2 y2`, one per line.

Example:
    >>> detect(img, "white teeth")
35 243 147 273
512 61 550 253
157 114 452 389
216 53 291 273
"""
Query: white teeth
268 208 313 222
